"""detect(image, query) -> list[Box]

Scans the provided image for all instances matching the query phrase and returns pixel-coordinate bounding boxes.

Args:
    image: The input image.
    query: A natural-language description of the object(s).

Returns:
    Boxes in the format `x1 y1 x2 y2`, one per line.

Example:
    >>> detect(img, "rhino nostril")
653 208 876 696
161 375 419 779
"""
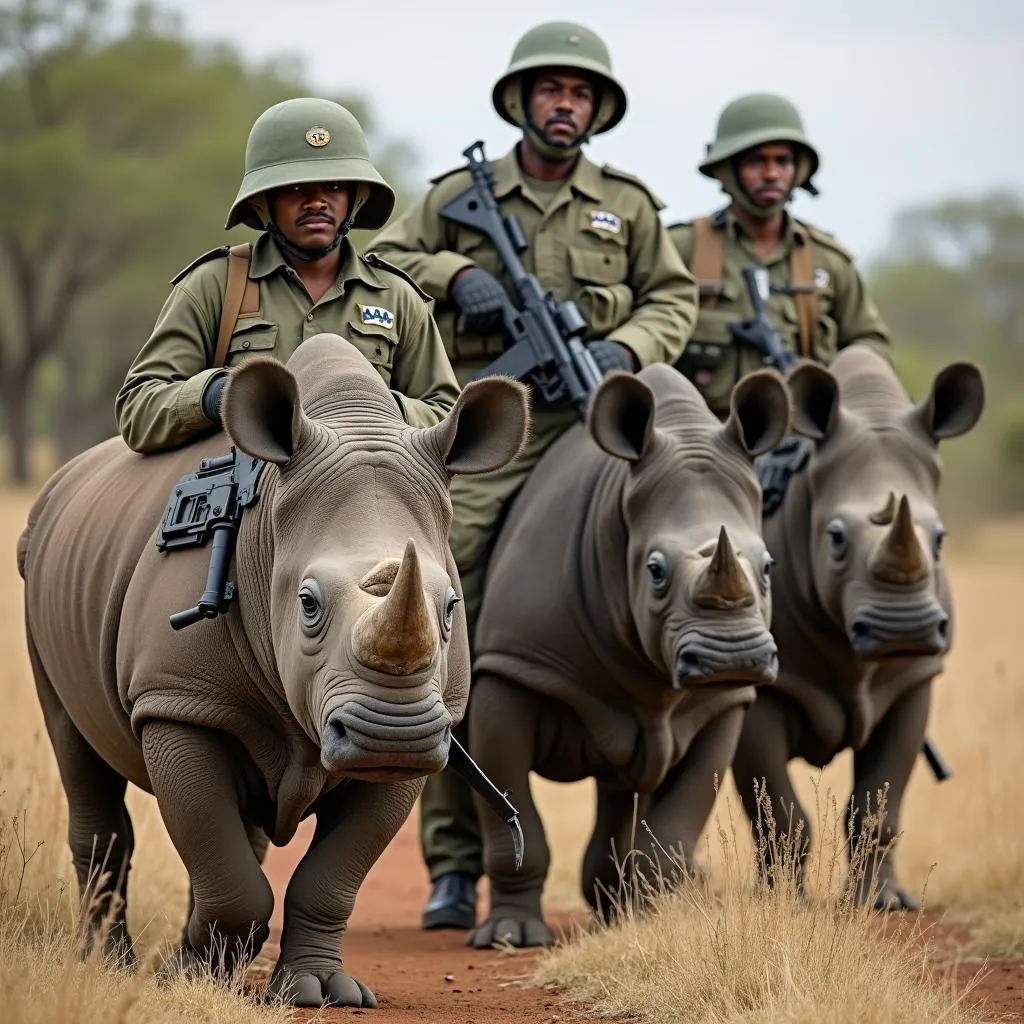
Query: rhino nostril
325 715 347 743
851 618 872 640
678 648 701 669
936 615 950 642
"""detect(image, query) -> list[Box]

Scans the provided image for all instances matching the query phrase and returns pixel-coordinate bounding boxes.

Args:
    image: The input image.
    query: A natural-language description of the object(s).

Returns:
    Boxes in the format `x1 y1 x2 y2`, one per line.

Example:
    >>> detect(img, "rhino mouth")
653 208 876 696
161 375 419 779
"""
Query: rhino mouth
673 628 778 688
320 694 453 780
849 602 949 660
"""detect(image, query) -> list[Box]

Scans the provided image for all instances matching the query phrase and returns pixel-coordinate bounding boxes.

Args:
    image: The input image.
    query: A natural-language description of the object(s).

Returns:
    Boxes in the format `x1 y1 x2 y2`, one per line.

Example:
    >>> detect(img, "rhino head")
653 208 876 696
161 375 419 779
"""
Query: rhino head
588 364 792 690
789 346 985 660
220 335 529 782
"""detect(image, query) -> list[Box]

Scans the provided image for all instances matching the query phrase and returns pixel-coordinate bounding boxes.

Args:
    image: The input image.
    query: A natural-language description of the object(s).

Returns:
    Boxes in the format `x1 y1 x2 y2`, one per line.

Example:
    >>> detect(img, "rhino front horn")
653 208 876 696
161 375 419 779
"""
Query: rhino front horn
870 494 930 586
694 526 755 610
351 539 438 676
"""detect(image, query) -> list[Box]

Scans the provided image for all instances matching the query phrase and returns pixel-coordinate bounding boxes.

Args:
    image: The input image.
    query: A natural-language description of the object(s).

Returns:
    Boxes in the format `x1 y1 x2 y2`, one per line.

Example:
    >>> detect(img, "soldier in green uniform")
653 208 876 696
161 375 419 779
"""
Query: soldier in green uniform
116 97 460 453
671 92 891 418
370 21 698 931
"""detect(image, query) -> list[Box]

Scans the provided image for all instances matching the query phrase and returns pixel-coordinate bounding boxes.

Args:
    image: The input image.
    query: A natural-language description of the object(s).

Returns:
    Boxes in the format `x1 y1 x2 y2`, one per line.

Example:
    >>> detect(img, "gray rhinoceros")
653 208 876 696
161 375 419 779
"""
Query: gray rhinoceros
17 335 528 1007
732 346 985 909
465 362 807 948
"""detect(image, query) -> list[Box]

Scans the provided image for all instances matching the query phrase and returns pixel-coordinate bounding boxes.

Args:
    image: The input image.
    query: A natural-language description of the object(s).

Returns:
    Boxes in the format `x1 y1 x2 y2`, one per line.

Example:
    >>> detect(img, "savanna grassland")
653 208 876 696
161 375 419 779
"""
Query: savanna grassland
1 486 1021 1023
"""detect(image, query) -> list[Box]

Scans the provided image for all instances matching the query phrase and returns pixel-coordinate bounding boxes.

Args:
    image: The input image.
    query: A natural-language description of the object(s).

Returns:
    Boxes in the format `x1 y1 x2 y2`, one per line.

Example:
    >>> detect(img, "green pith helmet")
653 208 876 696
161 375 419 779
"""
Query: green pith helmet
225 97 396 232
492 21 627 137
699 93 820 189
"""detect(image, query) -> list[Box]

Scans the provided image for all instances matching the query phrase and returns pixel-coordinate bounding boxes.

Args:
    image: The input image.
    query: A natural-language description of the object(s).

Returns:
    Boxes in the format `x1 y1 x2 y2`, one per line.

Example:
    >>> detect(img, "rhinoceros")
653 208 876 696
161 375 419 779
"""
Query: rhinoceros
464 363 810 948
731 346 985 909
17 335 528 1007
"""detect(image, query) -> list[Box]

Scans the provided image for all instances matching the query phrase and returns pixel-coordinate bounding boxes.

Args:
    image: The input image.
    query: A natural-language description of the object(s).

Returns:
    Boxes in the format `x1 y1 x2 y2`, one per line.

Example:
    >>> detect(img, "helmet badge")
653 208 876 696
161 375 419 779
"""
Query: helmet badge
567 33 580 45
305 126 331 148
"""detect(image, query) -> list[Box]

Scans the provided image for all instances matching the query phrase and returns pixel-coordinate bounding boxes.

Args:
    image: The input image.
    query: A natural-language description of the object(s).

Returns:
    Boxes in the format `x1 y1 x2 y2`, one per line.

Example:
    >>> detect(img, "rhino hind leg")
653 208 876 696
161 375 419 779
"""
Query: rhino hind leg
466 674 554 949
268 777 423 1007
28 632 137 966
847 680 931 912
732 692 813 898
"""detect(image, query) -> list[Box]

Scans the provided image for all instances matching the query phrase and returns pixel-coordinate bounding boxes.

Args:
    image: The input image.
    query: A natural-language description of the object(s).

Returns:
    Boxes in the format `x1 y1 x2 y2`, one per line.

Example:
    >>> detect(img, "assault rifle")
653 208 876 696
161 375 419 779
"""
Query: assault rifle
735 265 952 784
439 140 602 421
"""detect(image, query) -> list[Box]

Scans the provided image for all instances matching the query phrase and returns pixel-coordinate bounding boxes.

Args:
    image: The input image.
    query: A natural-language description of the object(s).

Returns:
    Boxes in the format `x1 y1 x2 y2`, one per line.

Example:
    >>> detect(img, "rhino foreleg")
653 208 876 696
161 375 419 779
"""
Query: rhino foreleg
30 638 136 966
581 786 649 922
466 674 553 949
268 776 422 1008
847 680 931 911
732 692 813 897
141 721 274 980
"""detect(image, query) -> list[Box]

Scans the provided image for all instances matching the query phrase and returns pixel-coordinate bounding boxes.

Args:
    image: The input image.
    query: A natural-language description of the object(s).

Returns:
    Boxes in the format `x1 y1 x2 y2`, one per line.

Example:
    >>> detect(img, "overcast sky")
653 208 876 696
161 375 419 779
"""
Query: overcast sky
140 0 1021 263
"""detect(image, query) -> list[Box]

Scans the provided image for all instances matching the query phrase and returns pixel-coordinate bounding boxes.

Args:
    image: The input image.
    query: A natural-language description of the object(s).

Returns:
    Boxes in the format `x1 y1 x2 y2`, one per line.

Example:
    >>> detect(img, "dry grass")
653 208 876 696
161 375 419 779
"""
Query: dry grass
531 787 985 1024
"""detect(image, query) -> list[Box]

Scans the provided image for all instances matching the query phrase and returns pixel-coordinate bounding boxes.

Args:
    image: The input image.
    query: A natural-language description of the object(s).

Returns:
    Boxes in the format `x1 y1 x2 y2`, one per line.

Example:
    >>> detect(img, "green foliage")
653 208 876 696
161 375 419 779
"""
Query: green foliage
0 0 422 476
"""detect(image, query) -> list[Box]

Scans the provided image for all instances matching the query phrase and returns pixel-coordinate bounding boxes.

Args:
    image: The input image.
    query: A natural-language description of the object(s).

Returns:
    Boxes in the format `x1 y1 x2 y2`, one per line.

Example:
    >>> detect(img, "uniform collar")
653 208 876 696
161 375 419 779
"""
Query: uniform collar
718 207 809 263
249 233 386 289
491 145 605 205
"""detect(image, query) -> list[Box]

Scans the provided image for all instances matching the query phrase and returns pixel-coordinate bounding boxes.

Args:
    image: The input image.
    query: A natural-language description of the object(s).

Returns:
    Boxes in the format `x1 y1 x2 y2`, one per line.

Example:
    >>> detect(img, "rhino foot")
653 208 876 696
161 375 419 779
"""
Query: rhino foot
868 878 920 913
268 968 377 1008
83 922 137 970
467 914 554 949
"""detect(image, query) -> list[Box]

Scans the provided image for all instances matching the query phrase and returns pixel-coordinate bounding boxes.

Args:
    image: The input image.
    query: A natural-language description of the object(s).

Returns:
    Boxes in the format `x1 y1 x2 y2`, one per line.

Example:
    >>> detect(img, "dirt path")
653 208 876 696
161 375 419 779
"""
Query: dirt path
262 807 612 1023
263 808 1023 1022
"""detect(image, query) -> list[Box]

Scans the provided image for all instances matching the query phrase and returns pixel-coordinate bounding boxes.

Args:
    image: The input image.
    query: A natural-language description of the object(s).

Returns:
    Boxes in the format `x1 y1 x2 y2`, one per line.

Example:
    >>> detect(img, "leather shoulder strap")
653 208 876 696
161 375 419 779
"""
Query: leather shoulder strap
689 216 725 309
213 243 256 369
789 224 818 359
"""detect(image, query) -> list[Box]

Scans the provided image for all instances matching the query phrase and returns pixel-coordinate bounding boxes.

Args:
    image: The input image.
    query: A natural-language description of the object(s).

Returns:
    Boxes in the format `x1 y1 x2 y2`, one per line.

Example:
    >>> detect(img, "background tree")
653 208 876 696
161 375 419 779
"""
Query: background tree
0 0 420 480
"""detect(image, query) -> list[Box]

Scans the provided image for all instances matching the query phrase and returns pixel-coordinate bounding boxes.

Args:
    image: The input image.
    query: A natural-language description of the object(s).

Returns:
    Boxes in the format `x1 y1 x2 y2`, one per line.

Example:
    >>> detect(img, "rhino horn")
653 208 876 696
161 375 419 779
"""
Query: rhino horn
870 494 930 585
694 526 755 610
351 539 437 676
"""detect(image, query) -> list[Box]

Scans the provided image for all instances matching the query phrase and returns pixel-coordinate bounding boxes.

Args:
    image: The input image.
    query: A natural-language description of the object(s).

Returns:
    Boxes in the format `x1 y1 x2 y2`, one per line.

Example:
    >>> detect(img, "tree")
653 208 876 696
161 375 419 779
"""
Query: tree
0 0 420 481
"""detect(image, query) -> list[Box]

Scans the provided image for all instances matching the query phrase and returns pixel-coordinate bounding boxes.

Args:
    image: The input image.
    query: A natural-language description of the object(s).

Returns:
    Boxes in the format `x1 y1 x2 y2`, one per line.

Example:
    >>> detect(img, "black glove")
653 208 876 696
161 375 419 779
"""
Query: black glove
449 267 507 334
201 372 228 424
588 340 637 375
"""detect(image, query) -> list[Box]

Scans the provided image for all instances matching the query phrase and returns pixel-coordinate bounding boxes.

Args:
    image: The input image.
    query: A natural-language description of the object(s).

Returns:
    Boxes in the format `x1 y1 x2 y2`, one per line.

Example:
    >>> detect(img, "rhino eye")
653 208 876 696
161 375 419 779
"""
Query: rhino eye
442 586 461 635
933 523 947 561
646 551 670 596
760 551 775 585
826 518 848 561
298 579 324 630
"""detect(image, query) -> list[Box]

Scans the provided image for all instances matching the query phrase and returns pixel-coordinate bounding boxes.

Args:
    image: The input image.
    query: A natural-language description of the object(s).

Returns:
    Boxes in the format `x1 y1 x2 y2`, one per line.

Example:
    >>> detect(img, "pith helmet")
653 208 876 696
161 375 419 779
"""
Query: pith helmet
225 97 396 232
699 93 820 188
492 21 627 136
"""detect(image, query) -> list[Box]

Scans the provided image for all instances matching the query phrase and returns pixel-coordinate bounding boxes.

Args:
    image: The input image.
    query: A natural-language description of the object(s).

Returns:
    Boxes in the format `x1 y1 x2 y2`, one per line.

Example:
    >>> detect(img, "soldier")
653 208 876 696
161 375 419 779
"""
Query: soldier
671 92 891 418
116 97 460 453
370 20 697 931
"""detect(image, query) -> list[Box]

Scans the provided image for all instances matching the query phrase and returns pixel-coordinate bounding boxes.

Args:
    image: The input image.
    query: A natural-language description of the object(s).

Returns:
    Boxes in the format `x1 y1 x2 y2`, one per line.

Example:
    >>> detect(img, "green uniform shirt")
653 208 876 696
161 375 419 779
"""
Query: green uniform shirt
369 146 698 381
669 208 892 417
115 233 461 453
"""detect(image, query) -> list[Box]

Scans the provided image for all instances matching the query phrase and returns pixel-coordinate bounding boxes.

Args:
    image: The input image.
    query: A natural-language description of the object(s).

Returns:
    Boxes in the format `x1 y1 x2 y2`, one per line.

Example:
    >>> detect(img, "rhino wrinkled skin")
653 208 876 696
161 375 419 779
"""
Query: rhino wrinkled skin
732 346 985 910
466 363 801 948
17 335 529 1007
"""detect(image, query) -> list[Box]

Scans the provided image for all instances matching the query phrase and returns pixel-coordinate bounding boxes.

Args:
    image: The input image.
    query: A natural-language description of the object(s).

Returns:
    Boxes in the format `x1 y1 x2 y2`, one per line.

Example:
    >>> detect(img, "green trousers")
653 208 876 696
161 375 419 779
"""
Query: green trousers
420 402 577 882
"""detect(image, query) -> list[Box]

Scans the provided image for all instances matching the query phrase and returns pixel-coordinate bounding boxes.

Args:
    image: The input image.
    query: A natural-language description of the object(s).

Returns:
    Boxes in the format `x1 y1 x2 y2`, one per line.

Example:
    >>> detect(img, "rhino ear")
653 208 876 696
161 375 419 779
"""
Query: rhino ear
420 375 530 475
222 357 307 465
587 371 655 463
787 361 840 441
721 369 791 458
910 361 985 442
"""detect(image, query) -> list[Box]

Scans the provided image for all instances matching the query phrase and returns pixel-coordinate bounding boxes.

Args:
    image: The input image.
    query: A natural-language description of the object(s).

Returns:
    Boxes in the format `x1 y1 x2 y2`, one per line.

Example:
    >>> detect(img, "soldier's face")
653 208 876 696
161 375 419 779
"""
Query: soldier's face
736 144 796 207
527 71 595 145
270 182 352 248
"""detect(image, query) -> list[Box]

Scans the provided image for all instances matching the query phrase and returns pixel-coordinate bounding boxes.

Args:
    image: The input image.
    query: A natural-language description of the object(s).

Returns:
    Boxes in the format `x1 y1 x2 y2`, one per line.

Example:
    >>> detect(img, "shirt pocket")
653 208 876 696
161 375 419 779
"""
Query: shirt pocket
345 321 397 382
225 319 278 365
569 242 628 286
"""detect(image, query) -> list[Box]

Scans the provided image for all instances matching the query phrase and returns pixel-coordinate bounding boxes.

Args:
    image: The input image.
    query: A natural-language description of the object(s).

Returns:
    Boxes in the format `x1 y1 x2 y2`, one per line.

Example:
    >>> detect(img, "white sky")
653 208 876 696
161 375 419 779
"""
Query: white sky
142 0 1022 263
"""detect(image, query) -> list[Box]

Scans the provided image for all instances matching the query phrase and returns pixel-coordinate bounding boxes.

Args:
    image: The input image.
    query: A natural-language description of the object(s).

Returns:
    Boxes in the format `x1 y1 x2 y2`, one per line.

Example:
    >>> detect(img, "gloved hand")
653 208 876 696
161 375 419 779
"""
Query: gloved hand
588 340 638 375
449 267 507 334
201 372 228 424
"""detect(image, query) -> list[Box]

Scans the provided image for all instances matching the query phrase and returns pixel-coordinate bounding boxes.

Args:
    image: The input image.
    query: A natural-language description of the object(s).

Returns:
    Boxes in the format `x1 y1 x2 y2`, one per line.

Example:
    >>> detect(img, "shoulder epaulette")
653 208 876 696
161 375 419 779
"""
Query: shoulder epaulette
362 252 432 302
428 164 471 187
170 245 231 286
800 221 855 261
600 164 666 210
666 220 693 232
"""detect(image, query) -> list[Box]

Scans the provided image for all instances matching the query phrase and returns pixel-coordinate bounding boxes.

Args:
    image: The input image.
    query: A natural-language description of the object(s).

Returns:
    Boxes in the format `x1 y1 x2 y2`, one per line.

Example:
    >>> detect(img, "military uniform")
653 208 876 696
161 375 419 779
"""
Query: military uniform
115 96 460 453
671 209 890 417
672 93 891 419
369 21 697 920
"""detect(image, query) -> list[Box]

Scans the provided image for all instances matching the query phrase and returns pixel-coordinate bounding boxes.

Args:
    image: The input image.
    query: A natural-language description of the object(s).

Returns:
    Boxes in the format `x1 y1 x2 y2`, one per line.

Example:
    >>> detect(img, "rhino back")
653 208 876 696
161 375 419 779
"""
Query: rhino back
22 434 243 787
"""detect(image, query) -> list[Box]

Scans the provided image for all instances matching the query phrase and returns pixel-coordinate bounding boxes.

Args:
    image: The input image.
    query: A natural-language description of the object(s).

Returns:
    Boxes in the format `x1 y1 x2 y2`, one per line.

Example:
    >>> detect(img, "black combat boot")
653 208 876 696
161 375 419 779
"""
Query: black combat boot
422 872 478 930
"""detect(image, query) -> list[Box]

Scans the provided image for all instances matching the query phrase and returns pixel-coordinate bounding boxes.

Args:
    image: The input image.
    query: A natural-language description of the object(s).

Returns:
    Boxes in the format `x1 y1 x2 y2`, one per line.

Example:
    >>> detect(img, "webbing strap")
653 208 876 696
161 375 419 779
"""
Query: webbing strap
212 243 259 369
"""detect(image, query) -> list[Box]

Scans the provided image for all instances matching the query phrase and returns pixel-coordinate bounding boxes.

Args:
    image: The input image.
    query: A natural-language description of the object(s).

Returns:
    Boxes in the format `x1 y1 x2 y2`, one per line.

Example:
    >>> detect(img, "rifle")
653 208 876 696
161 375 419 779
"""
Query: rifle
439 140 603 421
734 265 951 784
